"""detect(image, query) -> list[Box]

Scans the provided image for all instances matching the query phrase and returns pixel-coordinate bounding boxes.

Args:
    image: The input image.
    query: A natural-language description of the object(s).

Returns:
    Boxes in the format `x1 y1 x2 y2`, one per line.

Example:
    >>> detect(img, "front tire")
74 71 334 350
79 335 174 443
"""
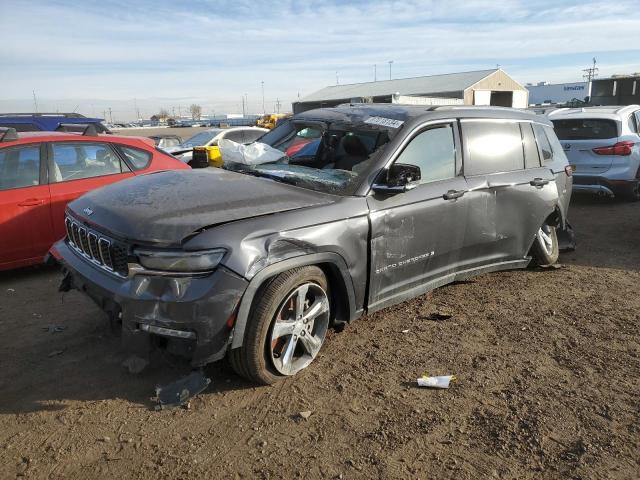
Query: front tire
229 266 330 384
530 223 559 267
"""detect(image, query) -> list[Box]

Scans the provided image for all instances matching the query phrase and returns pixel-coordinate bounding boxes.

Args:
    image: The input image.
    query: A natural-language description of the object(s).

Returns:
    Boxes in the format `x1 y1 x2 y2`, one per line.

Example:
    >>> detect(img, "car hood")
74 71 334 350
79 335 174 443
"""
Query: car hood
69 168 336 246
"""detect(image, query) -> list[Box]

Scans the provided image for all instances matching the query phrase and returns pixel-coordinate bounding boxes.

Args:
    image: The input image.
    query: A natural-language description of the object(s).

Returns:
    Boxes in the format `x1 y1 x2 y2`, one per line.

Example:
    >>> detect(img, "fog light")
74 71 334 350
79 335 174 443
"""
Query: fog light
139 323 196 340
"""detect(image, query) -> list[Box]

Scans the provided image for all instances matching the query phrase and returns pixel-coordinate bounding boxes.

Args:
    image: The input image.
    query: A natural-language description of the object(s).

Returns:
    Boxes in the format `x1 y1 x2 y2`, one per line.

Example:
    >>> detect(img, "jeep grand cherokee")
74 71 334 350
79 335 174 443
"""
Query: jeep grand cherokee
50 104 572 384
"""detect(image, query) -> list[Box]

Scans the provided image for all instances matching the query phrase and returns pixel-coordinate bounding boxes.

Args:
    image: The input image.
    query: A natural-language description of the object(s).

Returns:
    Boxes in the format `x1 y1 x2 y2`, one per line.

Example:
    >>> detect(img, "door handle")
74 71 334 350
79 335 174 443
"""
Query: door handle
18 198 45 206
530 178 549 187
443 189 466 200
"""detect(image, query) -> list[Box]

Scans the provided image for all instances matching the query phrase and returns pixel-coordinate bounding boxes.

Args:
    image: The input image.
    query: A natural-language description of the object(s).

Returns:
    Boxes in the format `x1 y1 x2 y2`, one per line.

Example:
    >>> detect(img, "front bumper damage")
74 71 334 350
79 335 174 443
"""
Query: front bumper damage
51 240 248 367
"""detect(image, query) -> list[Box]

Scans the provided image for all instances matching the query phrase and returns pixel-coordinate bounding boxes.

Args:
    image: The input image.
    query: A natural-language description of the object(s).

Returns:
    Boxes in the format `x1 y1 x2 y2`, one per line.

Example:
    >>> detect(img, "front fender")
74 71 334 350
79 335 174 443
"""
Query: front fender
229 252 358 349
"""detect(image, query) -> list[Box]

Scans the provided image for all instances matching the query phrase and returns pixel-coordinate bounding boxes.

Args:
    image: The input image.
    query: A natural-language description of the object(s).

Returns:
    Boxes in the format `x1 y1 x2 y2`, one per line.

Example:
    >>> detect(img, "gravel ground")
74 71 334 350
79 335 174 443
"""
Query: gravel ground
0 194 638 479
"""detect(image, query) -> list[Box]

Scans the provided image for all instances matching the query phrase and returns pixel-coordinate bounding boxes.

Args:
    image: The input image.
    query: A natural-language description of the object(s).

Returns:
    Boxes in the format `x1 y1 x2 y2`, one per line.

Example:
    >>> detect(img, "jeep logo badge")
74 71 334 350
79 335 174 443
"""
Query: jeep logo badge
83 207 94 216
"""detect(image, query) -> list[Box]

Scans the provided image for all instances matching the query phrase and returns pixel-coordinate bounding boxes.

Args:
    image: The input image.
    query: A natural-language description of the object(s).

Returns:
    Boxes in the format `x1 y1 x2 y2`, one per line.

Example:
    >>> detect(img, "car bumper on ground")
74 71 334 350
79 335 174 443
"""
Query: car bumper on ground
50 240 248 366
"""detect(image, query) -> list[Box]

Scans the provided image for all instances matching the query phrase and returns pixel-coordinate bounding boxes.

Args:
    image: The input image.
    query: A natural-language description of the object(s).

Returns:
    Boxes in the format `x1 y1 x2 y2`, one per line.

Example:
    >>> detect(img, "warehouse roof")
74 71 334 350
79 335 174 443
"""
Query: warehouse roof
298 69 500 103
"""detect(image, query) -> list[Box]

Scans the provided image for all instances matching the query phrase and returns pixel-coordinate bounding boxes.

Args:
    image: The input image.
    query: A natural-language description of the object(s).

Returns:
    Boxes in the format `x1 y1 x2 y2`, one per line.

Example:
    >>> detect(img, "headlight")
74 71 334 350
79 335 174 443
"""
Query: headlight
134 248 226 273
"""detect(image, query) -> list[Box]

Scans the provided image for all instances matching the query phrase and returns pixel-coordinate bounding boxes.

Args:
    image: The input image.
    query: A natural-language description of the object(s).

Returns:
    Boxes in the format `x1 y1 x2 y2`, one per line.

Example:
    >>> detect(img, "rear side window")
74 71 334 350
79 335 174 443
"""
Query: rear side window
551 119 618 140
119 146 152 170
394 124 456 184
51 142 129 182
543 126 569 164
462 121 524 176
532 124 554 163
521 123 541 169
0 145 41 190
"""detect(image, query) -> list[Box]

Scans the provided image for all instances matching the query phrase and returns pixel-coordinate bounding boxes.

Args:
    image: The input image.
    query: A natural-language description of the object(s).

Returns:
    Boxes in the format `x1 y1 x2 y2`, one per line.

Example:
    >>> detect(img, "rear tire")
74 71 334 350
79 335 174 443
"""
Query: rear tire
229 266 330 385
617 181 640 202
530 223 559 267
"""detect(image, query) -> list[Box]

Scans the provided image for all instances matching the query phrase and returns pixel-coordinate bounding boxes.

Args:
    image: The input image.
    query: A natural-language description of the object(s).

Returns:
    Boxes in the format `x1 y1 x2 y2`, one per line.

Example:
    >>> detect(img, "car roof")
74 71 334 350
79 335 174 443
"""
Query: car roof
295 103 548 125
2 131 154 147
547 104 639 120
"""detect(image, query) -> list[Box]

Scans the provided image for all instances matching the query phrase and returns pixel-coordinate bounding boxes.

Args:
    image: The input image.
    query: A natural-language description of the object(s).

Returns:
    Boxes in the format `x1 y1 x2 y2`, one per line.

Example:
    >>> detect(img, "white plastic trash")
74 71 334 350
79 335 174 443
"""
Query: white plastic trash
417 375 456 389
219 139 284 165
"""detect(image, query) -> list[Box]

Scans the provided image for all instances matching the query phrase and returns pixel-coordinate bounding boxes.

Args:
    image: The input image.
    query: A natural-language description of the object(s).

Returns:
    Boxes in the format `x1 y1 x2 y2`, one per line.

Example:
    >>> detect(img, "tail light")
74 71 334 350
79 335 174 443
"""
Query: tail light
564 165 573 176
592 141 634 156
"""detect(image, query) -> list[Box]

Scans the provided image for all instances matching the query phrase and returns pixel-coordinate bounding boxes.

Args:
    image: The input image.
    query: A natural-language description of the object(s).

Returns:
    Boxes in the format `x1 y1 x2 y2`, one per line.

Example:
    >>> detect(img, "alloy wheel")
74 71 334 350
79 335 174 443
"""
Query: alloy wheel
269 282 330 376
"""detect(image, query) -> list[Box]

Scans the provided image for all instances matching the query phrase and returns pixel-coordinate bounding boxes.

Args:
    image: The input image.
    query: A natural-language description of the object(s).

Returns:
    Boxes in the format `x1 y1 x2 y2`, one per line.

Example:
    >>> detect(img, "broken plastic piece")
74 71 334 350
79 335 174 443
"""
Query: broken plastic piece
417 374 456 389
155 370 211 409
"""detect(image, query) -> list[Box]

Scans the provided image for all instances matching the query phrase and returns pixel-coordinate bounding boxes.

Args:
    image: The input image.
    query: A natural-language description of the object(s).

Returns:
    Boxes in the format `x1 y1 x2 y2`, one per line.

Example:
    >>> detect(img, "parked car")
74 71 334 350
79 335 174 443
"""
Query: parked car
148 134 182 150
165 127 268 167
548 105 640 200
0 112 111 133
0 127 189 271
51 104 572 384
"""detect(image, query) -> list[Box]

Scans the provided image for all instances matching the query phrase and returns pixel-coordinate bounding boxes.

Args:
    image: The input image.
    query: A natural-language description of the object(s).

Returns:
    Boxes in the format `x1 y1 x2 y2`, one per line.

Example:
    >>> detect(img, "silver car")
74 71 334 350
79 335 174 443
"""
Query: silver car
548 105 640 201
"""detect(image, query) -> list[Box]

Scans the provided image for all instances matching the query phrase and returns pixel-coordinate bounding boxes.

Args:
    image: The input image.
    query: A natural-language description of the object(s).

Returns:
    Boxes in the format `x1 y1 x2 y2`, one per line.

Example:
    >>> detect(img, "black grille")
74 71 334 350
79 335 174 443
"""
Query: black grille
65 215 129 277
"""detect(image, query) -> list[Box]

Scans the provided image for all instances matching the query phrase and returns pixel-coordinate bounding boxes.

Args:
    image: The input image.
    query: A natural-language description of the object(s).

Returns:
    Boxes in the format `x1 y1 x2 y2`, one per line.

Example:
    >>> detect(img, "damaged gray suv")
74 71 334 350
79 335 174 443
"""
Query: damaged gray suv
51 104 572 384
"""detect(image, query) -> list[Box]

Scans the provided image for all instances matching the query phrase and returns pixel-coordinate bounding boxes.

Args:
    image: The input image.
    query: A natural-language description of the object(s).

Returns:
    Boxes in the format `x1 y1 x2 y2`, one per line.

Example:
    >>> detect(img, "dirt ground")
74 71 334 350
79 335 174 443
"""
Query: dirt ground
1 194 639 479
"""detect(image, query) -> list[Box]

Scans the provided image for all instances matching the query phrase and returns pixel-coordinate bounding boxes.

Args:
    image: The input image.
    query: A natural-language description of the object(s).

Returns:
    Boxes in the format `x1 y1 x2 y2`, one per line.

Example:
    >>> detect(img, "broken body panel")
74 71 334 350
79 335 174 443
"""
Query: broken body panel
52 104 571 368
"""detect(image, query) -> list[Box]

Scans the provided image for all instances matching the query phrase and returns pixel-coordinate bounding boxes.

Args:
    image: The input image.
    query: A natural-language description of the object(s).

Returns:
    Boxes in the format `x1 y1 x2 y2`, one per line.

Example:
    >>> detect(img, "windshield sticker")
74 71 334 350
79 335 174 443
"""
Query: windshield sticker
364 116 404 129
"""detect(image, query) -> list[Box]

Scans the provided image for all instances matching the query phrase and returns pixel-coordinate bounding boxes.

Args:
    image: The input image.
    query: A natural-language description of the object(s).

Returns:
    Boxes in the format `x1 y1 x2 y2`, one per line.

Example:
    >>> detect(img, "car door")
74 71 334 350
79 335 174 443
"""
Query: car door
460 120 556 265
47 141 134 241
0 143 54 268
366 121 469 311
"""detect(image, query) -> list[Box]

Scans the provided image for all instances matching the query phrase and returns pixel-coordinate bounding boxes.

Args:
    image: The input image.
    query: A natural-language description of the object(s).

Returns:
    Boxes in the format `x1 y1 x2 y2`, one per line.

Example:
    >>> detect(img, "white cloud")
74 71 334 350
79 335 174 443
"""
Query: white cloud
1 0 639 119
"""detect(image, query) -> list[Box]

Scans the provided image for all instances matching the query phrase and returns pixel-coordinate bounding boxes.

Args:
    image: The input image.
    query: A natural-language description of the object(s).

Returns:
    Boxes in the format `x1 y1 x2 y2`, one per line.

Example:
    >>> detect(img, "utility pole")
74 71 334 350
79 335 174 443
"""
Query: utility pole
108 107 113 123
172 106 176 117
178 105 182 118
388 60 394 80
134 97 140 120
583 57 598 82
32 90 39 113
275 98 281 113
244 93 248 115
242 95 246 116
374 64 377 82
261 81 265 114
336 71 339 85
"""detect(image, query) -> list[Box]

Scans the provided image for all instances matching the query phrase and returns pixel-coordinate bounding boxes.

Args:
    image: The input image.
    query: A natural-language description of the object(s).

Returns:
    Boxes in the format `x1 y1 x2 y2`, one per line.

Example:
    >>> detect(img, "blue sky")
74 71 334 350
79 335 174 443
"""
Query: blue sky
1 0 639 120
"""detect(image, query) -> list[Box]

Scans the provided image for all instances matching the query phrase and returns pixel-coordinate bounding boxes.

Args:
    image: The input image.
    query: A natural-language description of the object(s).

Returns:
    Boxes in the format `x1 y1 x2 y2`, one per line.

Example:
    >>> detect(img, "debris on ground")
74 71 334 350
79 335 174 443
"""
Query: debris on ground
42 325 66 333
298 410 313 420
401 329 410 333
47 349 65 357
122 355 149 374
425 313 452 321
6 288 15 293
155 370 211 410
417 374 456 389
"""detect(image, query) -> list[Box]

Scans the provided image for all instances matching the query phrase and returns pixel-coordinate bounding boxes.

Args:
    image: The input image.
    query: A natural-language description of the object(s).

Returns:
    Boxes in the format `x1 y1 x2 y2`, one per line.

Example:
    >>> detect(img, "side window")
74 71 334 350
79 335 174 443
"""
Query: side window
119 146 152 170
394 124 456 184
224 130 252 144
0 145 41 191
633 111 640 134
532 124 553 163
543 125 569 164
51 143 128 183
463 121 524 175
521 123 541 169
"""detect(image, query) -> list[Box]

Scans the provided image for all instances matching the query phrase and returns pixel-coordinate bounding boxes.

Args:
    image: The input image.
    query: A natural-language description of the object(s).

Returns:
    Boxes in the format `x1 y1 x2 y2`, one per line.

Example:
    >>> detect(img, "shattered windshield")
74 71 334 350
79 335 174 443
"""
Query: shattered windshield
222 119 395 195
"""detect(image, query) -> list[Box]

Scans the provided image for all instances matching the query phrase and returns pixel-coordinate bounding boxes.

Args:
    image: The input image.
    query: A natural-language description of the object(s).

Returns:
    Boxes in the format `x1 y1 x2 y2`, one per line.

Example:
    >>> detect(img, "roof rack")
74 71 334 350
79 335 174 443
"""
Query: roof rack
55 123 99 136
0 127 19 142
0 112 87 118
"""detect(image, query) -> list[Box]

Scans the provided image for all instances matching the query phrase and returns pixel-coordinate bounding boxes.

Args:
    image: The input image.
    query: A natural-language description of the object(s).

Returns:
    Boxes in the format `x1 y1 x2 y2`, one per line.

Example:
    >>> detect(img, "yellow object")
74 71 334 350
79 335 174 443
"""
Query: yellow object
194 146 223 167
256 113 291 130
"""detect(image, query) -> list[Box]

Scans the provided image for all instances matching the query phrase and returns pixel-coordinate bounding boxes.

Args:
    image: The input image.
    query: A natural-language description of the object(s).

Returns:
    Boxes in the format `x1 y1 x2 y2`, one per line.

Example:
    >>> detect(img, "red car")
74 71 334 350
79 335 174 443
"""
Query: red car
0 127 189 270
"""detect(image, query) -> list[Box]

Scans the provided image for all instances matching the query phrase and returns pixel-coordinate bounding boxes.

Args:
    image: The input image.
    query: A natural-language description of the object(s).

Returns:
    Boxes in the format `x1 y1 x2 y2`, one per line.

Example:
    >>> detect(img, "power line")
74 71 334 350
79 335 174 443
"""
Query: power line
583 57 598 82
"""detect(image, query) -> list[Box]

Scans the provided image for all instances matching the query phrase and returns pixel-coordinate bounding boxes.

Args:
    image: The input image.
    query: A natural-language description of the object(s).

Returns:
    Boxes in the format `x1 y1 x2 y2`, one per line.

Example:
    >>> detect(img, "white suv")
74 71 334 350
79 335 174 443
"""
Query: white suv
548 105 640 201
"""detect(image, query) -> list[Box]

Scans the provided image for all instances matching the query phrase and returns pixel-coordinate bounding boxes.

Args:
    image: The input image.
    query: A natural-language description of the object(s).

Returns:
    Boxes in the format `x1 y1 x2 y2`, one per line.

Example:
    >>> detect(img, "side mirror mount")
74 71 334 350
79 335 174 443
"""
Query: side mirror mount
372 163 421 194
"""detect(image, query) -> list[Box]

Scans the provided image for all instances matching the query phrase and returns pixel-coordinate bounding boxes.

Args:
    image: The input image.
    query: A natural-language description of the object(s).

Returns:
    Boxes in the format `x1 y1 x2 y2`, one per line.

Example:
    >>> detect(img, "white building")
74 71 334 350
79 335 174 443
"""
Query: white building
526 81 591 105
